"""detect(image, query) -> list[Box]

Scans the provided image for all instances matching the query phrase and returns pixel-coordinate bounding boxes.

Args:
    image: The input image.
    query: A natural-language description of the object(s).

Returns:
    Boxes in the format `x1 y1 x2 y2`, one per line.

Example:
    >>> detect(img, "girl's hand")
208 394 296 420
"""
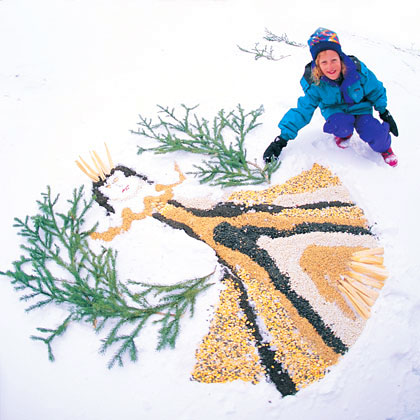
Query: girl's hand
380 110 399 137
263 136 288 163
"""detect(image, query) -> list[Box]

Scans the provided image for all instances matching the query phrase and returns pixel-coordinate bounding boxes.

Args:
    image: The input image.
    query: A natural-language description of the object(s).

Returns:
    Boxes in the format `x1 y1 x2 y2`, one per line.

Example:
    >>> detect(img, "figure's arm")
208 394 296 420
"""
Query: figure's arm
155 162 186 192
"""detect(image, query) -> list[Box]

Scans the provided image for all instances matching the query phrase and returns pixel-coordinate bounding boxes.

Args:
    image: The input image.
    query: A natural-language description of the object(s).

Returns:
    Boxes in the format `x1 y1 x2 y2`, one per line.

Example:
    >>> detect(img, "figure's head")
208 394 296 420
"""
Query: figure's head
308 27 343 61
93 165 153 214
75 144 155 215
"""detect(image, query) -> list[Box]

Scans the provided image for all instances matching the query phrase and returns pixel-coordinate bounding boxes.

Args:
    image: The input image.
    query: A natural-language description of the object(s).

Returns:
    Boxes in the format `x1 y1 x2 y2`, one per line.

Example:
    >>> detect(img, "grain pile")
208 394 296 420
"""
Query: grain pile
228 163 342 206
191 277 265 384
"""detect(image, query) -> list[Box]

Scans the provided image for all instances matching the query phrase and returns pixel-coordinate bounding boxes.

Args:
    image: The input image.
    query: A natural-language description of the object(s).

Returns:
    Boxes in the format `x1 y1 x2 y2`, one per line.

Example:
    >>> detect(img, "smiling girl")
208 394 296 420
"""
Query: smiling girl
263 27 399 167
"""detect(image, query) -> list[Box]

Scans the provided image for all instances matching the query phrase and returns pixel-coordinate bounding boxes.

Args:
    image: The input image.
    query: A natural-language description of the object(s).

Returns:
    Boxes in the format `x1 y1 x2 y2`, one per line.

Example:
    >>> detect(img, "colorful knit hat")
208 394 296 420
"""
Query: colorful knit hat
308 27 343 60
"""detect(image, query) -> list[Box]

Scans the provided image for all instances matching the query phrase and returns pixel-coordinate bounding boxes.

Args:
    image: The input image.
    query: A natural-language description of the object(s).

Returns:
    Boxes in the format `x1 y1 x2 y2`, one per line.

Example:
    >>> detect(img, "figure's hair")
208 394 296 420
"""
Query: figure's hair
311 55 347 85
92 165 153 214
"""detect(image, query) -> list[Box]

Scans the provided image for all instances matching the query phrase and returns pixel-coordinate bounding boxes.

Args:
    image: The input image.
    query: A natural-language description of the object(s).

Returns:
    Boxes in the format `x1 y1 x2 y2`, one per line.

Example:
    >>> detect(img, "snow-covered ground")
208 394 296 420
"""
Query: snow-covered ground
1 1 420 419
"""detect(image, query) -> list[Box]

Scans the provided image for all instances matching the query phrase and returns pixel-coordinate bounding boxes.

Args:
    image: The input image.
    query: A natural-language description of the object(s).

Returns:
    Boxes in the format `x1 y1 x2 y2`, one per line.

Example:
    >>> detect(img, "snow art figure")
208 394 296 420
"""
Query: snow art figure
77 146 388 396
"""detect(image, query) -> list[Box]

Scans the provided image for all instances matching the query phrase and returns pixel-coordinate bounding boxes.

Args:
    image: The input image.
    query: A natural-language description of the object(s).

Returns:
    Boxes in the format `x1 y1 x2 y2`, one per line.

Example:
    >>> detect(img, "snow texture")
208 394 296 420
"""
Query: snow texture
1 1 420 419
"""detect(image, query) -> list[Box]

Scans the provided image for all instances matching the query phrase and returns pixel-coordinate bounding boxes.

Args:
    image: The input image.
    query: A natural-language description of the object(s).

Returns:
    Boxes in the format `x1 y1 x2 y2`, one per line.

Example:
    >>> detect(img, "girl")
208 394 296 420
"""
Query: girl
263 27 399 167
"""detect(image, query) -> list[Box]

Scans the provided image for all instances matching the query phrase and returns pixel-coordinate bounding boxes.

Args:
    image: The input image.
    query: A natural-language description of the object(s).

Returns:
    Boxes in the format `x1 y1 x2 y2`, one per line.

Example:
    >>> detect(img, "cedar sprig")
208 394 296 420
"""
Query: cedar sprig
128 276 214 350
1 186 214 368
132 104 280 187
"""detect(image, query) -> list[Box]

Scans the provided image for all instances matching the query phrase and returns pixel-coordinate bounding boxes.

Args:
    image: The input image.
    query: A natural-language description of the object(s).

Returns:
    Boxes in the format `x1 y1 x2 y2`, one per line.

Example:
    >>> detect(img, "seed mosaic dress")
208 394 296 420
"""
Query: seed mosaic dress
91 163 386 396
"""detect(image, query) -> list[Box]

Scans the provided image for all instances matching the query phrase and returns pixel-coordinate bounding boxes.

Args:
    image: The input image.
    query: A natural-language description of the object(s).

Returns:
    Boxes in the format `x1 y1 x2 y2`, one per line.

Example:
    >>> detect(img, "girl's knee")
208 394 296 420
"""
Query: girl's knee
355 115 390 152
323 113 355 137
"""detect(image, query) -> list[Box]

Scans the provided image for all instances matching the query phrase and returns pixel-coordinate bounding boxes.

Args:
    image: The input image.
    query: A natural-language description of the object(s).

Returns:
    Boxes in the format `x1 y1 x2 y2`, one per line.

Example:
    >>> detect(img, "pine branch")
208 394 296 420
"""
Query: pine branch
1 186 215 368
132 104 280 186
31 315 73 362
129 274 215 350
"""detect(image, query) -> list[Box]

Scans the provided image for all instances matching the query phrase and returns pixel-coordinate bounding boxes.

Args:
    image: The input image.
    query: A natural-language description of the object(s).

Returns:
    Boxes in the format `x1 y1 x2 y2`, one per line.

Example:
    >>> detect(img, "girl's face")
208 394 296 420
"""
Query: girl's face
318 50 342 80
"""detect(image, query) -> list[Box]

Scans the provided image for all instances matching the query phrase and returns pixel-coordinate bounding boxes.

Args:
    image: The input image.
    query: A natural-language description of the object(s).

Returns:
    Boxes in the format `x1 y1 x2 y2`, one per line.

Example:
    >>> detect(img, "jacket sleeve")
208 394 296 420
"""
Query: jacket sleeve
278 82 321 140
359 61 387 114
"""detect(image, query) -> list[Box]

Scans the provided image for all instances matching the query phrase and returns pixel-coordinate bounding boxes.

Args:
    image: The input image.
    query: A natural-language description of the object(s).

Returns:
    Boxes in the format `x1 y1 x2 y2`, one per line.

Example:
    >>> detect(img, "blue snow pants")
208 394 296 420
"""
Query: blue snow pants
323 113 391 153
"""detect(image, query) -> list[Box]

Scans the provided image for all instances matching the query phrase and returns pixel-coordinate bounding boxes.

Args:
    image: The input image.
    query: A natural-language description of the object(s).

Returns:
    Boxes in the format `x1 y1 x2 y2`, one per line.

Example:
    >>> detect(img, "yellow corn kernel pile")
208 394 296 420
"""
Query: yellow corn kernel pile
235 268 332 390
278 206 367 227
192 277 265 384
228 163 341 206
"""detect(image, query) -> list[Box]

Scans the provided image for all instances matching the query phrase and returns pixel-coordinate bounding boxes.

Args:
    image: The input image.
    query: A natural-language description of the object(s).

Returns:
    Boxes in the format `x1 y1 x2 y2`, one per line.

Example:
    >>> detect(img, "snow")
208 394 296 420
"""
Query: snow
1 0 420 419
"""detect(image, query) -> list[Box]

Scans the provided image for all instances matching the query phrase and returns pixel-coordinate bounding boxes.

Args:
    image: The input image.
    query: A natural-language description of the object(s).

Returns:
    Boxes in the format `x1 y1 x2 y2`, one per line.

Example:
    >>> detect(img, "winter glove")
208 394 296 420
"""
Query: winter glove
380 110 399 137
263 136 288 163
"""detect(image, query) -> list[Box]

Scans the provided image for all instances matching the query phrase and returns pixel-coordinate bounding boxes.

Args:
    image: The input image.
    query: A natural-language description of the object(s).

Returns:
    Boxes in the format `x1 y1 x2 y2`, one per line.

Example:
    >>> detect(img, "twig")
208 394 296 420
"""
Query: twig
263 28 306 47
237 43 290 61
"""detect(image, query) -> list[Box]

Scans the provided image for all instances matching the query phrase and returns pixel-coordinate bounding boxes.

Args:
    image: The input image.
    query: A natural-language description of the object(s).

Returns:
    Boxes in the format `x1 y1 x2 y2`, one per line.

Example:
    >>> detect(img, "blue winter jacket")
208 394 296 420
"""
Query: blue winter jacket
278 55 388 140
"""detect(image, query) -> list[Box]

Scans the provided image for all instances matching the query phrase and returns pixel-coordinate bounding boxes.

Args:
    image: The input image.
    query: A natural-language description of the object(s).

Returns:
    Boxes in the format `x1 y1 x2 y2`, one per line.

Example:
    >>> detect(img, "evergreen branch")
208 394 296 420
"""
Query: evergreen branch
105 318 148 369
129 273 215 350
131 104 279 186
2 187 215 368
31 314 73 362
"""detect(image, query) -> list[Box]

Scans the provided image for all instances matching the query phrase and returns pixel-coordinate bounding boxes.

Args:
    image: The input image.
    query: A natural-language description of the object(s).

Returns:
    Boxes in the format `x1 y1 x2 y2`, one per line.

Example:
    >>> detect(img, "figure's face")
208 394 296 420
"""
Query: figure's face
317 50 342 80
100 171 146 202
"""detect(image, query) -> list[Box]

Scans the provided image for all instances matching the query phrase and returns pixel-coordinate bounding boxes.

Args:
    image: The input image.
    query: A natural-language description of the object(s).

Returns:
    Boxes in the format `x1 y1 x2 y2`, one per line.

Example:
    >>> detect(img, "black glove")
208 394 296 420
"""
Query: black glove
380 109 399 137
263 136 288 163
